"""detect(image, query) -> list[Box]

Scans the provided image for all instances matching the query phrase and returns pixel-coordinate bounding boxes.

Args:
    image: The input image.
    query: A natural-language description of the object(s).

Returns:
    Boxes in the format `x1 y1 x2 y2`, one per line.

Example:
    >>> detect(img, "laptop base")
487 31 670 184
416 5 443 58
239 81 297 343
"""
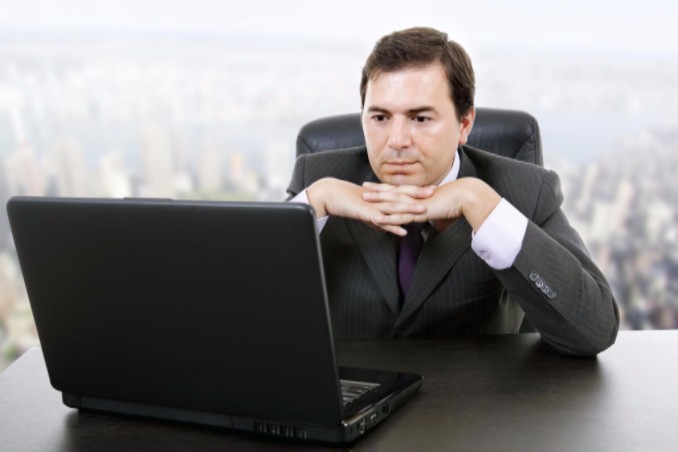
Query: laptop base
63 367 422 444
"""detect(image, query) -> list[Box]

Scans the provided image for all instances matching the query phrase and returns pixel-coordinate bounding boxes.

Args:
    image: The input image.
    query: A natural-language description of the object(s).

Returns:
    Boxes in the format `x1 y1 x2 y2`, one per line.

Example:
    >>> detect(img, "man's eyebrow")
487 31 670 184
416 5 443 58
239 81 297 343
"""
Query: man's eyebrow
365 106 437 114
407 106 437 115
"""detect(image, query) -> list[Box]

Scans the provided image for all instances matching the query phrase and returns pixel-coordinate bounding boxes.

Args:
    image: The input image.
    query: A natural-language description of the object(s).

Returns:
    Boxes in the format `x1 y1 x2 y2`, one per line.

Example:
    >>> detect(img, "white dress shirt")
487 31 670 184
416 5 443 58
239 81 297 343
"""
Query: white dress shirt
290 150 528 270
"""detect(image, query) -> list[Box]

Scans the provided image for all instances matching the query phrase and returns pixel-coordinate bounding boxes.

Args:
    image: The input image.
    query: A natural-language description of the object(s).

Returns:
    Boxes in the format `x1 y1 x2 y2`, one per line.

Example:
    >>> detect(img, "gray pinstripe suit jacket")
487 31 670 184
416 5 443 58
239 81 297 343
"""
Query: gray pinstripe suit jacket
286 145 620 356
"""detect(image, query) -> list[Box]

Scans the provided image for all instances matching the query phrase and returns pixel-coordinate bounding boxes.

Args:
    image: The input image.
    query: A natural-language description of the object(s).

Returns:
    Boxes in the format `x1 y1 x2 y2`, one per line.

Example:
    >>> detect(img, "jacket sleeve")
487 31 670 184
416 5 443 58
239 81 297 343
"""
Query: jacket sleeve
495 170 620 356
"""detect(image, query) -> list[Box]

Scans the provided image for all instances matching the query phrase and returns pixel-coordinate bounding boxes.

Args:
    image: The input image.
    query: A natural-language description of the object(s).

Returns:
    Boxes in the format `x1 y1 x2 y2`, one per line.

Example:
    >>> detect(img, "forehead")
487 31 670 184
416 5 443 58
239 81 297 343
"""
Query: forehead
364 63 453 111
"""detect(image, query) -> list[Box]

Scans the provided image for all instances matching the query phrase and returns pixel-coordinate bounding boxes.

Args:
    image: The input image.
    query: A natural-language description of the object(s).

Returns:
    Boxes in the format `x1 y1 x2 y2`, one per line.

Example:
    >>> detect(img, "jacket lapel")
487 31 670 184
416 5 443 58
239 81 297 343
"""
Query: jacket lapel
394 219 472 328
345 220 401 314
345 167 400 314
394 147 478 329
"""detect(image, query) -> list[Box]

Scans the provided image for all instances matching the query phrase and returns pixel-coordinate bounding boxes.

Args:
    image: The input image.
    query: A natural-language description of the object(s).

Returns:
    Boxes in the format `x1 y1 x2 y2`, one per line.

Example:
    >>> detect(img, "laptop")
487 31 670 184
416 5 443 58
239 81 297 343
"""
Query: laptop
7 196 422 444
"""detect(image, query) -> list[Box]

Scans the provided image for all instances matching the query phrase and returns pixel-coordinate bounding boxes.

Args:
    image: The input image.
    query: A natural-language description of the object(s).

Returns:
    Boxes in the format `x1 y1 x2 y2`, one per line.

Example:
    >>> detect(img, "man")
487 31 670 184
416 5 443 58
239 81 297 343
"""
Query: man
286 27 619 356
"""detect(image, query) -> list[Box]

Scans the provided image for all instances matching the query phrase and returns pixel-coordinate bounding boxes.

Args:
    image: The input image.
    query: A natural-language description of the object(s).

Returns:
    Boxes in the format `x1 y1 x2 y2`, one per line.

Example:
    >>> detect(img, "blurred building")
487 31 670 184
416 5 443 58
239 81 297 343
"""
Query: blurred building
96 150 133 198
3 142 46 196
140 125 175 197
197 140 223 193
262 139 293 200
0 162 11 249
558 128 678 330
52 138 89 196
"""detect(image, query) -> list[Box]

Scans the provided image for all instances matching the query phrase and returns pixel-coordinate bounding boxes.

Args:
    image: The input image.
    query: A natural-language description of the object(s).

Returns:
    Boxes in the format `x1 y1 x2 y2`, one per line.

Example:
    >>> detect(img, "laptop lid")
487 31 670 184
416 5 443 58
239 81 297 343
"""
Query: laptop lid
8 196 345 425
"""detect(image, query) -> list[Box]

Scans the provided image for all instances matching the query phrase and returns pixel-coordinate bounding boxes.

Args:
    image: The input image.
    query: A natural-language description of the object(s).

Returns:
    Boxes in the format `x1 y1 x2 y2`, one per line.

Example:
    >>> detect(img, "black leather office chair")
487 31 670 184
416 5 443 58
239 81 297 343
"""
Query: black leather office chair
296 107 543 166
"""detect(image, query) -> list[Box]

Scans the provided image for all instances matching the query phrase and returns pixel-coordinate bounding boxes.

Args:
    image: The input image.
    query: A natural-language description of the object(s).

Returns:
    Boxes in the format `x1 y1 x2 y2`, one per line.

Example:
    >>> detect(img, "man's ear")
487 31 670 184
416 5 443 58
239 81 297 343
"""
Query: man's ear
458 107 475 145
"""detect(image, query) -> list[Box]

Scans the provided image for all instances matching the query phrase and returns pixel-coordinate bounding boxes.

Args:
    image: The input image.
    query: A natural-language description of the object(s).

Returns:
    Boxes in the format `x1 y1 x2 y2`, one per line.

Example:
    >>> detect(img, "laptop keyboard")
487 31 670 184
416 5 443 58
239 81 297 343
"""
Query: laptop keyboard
340 379 381 406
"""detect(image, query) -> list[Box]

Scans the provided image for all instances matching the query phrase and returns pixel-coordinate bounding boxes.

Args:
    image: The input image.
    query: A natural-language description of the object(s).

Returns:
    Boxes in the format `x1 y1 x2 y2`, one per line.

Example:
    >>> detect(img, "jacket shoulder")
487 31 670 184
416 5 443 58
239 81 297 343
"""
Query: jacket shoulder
286 146 372 198
462 145 560 220
296 146 372 184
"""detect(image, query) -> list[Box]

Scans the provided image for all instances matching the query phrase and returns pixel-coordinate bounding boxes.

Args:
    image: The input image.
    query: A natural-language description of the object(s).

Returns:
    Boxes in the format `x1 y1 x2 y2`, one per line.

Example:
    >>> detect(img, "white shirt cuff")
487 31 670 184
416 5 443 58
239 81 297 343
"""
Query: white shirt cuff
471 198 528 270
290 189 328 233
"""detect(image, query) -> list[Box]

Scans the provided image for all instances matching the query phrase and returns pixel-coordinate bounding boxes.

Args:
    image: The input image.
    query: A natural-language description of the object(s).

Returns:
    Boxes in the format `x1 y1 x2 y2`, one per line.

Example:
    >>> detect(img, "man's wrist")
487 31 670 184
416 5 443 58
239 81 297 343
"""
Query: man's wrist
460 178 502 231
306 178 332 218
471 199 528 269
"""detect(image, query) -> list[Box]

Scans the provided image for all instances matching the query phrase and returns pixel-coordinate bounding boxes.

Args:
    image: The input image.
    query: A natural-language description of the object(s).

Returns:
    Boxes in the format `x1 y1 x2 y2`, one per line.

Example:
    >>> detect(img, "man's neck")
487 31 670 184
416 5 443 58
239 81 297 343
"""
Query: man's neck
437 148 461 186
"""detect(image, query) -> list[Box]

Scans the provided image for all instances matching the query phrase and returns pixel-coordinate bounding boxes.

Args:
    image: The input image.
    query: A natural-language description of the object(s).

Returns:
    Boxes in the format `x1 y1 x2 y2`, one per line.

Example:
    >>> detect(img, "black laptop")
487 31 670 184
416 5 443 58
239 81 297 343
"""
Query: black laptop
7 196 422 444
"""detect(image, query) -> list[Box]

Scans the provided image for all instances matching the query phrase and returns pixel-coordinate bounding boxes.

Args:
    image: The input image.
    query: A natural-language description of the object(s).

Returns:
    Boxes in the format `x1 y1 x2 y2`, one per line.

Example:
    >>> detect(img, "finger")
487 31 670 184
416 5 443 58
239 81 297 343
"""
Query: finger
371 221 407 236
363 181 417 193
371 201 427 216
359 211 408 236
362 181 396 192
372 212 429 226
363 182 435 199
362 191 416 203
377 224 407 237
392 185 436 199
362 189 434 203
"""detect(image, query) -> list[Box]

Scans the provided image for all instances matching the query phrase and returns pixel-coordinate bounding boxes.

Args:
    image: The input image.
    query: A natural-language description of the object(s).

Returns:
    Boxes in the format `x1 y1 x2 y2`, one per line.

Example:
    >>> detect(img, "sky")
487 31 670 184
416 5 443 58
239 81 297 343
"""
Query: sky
2 0 677 58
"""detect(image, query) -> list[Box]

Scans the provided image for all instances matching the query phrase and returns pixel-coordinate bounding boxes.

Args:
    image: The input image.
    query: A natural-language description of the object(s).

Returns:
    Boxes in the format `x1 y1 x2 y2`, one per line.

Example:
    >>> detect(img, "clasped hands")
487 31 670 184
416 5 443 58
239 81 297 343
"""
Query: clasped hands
306 177 501 236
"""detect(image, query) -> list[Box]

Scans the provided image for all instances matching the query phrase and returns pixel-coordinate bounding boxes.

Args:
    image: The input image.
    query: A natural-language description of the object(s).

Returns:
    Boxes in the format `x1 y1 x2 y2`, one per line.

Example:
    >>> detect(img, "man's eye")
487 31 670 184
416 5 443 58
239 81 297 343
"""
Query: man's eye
373 114 387 122
414 115 430 123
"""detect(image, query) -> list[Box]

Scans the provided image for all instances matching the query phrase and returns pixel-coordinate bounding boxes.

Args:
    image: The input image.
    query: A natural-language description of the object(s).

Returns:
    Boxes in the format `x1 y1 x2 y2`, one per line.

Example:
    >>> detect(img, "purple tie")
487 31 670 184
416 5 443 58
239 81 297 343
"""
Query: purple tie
398 223 425 298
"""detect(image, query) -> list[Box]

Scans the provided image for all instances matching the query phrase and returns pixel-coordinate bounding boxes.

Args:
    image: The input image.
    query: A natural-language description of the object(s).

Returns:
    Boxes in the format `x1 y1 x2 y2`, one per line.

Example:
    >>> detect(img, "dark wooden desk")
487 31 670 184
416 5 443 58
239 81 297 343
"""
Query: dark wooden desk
1 331 677 451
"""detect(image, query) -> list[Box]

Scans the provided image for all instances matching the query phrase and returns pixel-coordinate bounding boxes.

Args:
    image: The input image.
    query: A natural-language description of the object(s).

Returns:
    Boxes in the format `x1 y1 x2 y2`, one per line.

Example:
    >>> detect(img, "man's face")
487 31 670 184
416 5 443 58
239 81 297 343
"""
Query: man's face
361 62 474 187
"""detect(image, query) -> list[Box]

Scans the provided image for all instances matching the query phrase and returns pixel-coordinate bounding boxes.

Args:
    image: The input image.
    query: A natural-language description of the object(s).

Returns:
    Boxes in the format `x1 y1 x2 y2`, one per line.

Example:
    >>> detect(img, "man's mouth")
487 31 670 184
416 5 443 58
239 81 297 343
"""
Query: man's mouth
384 160 417 172
386 160 416 167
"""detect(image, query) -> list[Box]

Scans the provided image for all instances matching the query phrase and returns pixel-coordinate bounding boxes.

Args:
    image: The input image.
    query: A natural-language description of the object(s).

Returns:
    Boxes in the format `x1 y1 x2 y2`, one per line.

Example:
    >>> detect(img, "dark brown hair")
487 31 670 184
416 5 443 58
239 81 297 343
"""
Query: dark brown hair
360 27 475 120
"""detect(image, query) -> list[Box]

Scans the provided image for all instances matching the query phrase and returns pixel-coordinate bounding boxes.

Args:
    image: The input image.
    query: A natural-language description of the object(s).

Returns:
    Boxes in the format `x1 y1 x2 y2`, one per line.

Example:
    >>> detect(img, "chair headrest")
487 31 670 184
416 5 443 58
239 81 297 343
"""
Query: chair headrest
296 107 542 166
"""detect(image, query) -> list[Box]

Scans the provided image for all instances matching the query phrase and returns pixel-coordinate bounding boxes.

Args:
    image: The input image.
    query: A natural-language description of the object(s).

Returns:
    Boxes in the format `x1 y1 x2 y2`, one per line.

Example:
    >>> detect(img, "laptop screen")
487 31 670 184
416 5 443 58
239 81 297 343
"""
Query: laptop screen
8 197 344 425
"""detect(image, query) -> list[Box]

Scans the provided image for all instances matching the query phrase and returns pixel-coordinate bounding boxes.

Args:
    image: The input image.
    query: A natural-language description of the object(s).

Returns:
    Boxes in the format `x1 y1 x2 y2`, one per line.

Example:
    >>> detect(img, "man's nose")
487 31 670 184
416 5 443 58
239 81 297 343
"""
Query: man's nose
387 117 412 150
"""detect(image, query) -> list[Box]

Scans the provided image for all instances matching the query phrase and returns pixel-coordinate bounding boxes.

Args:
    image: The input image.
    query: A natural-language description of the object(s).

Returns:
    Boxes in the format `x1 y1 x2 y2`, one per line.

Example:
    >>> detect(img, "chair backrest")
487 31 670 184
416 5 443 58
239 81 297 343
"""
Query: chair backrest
296 107 543 166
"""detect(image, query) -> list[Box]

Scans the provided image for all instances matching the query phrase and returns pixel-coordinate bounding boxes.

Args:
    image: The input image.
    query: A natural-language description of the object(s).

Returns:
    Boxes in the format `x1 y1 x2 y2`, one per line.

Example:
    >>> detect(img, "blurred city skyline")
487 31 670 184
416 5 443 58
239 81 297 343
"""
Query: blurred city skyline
1 2 678 369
